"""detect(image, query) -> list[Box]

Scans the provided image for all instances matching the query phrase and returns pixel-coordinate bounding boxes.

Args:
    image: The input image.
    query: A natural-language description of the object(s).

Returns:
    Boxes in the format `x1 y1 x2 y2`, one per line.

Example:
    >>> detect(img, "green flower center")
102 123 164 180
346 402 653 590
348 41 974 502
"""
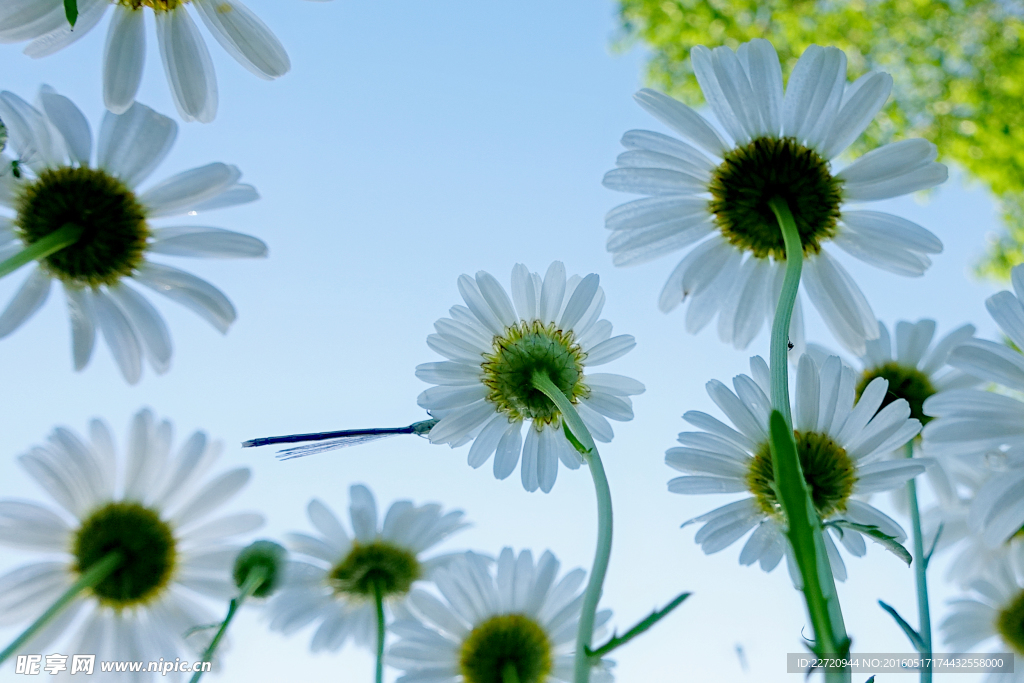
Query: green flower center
856 361 936 425
997 589 1024 656
73 501 176 609
117 0 188 10
481 321 588 425
747 431 856 518
709 137 843 260
15 167 149 287
460 613 553 683
328 541 420 599
233 540 287 598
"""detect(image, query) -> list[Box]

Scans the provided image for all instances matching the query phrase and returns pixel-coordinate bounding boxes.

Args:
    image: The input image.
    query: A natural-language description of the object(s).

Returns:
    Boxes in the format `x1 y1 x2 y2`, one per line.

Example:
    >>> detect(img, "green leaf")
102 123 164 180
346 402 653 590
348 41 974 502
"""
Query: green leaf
64 0 77 27
865 677 876 683
878 600 926 653
586 591 691 658
924 522 944 567
827 520 912 566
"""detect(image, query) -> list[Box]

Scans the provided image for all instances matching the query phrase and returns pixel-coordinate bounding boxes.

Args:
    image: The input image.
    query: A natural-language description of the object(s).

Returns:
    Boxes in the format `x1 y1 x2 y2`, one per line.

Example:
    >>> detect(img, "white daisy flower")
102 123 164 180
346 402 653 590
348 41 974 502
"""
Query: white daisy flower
603 39 946 355
668 353 924 580
0 87 267 384
266 485 469 653
941 552 1024 682
416 261 645 494
923 264 1024 547
0 0 289 123
388 548 614 683
0 408 261 675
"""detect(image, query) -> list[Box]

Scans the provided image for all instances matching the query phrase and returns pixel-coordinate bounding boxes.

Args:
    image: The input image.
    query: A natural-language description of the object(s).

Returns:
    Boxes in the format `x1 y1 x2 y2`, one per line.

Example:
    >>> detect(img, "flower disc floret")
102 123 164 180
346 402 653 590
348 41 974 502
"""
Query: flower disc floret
117 0 186 10
857 361 936 424
73 501 176 608
16 167 149 287
996 589 1024 656
459 613 553 683
746 431 856 519
329 540 421 599
482 321 588 425
709 137 843 260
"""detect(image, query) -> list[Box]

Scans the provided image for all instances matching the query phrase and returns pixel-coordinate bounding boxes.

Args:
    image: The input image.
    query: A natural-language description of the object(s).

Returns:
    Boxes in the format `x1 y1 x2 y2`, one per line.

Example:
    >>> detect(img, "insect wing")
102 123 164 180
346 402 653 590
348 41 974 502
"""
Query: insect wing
275 432 401 460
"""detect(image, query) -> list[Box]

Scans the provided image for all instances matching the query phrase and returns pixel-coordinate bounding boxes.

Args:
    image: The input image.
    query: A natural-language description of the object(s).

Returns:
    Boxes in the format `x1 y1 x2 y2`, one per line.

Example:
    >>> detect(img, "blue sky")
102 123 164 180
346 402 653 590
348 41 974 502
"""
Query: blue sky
0 1 1009 680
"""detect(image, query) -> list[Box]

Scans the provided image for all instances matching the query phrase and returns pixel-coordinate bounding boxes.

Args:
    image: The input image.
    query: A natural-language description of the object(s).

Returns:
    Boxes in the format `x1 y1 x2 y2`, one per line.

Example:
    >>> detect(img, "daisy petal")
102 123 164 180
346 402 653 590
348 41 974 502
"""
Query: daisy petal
102 6 146 115
149 226 267 258
154 7 218 123
133 261 236 333
0 267 50 339
191 0 290 79
97 101 177 188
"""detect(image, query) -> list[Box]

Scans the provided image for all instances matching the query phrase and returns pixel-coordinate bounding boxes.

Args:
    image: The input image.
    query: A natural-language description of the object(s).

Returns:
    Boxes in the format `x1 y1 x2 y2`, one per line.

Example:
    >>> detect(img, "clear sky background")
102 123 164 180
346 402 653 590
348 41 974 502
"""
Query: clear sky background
0 1 1010 681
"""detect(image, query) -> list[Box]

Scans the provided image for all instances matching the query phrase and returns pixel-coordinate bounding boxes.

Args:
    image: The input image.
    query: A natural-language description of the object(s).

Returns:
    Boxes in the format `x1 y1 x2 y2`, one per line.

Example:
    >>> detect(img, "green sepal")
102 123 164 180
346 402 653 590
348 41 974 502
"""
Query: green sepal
64 0 78 27
827 520 912 566
877 600 926 653
562 421 590 456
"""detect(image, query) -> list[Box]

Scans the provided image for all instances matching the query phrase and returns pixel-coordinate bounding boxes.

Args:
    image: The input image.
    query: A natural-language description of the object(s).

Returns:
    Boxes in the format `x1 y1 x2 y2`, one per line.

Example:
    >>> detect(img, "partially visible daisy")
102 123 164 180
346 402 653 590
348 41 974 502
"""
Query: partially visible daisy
0 87 266 384
0 0 290 123
603 39 946 355
266 485 468 652
0 409 261 672
416 262 645 493
667 353 924 580
924 264 1024 546
388 548 614 683
941 551 1024 681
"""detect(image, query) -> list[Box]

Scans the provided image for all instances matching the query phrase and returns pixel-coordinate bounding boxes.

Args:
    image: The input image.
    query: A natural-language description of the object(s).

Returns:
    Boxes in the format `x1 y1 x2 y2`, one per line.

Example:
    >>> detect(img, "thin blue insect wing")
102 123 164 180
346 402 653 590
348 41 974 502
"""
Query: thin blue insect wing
275 432 400 460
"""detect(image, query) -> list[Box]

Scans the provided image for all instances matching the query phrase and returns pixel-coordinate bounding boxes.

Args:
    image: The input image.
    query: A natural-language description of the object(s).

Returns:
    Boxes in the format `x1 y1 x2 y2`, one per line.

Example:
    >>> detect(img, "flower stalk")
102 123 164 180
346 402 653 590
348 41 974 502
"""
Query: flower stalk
767 198 850 682
0 223 83 281
905 441 933 682
374 579 385 683
529 370 608 683
189 565 268 683
0 551 122 665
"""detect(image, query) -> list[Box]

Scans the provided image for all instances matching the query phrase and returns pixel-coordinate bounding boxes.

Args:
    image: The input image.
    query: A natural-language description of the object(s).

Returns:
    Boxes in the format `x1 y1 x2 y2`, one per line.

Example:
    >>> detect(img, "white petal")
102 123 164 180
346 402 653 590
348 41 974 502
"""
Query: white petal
948 339 1024 392
0 267 50 339
839 210 943 254
182 182 259 213
632 88 728 157
348 484 378 542
854 460 926 494
821 72 892 159
140 162 241 217
782 45 846 148
155 7 218 123
584 334 635 365
106 282 172 374
801 251 877 355
102 6 146 115
739 39 783 136
0 89 62 170
191 0 290 78
172 467 250 527
602 167 707 196
619 129 716 173
493 422 522 480
691 45 756 144
0 0 65 42
536 428 559 493
148 226 267 258
132 262 236 333
97 101 177 188
520 427 540 492
986 290 1024 353
510 263 537 321
37 89 91 165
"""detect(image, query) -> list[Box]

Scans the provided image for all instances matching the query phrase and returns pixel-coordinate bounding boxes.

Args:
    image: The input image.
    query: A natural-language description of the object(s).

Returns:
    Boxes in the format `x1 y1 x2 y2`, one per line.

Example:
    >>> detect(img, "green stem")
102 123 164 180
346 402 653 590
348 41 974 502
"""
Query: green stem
0 552 122 664
767 198 849 683
905 441 932 683
189 566 267 683
587 591 691 658
0 223 83 280
767 198 803 428
502 663 521 683
528 371 608 683
374 579 385 683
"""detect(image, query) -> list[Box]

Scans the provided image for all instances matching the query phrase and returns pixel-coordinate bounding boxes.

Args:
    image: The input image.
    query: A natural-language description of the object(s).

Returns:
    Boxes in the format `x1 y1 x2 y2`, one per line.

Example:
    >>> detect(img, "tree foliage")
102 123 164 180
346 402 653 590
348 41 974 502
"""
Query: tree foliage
616 0 1024 279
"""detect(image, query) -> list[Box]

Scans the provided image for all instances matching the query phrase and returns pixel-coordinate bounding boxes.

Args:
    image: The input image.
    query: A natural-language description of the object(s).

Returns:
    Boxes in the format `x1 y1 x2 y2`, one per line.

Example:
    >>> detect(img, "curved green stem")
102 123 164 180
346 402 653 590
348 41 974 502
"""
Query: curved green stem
905 441 932 682
767 198 803 428
374 579 385 683
767 198 849 683
189 566 267 683
0 552 122 664
0 224 83 280
528 371 608 683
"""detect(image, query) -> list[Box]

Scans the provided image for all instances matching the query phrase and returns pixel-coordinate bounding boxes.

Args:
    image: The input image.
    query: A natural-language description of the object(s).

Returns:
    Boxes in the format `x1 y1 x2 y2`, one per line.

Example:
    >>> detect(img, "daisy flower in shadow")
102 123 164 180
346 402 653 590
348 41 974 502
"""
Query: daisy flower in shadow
266 485 468 653
603 39 946 355
0 409 261 674
388 548 614 683
0 87 266 384
0 0 289 123
942 550 1024 681
924 263 1024 547
416 261 644 493
668 354 924 580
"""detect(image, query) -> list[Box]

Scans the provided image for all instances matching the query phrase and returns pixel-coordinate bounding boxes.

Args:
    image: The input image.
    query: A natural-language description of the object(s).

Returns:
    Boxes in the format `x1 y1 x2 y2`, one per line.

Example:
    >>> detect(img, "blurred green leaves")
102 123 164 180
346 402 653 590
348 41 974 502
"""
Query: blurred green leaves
616 0 1024 279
